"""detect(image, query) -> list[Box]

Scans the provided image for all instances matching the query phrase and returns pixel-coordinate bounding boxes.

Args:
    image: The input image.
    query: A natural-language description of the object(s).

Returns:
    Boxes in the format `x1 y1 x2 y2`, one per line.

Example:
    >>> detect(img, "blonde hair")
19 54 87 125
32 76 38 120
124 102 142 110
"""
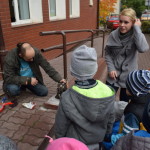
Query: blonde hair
120 8 136 21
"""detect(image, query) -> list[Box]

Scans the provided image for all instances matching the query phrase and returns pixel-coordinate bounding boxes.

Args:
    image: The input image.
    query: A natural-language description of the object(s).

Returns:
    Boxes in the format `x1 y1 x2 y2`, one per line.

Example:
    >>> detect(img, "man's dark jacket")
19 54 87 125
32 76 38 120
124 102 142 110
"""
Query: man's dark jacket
3 47 62 91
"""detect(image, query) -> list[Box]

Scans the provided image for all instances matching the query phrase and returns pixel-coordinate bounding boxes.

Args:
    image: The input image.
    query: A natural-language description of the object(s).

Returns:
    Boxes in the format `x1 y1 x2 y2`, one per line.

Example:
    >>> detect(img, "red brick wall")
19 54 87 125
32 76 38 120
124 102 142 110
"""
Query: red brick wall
0 0 98 60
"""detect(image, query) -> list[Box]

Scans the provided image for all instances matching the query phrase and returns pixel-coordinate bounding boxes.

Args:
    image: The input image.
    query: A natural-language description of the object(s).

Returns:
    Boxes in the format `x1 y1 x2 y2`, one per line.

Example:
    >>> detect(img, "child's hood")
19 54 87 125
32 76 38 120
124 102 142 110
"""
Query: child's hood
61 88 115 122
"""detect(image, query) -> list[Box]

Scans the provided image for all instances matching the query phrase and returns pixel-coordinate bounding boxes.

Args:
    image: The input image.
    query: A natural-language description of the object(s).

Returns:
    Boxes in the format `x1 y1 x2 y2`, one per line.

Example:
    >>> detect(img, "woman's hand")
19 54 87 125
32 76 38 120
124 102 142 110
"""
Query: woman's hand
109 71 118 80
134 18 141 27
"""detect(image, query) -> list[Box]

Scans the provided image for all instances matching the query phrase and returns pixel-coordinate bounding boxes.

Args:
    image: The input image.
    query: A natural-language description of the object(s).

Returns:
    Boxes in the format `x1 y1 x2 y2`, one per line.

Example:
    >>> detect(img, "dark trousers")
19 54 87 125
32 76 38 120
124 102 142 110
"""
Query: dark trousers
106 81 129 102
5 83 48 97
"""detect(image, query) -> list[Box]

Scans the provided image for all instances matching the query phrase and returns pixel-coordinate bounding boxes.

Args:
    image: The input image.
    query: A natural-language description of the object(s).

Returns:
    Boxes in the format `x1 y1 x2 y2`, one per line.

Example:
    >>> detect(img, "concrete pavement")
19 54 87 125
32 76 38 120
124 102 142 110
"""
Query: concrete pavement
0 33 150 150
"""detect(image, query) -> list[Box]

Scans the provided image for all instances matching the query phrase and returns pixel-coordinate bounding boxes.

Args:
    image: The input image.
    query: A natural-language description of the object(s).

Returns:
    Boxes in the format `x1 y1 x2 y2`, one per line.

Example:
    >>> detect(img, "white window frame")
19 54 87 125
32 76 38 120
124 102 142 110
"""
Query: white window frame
11 0 43 26
89 0 93 6
69 0 80 18
48 0 66 21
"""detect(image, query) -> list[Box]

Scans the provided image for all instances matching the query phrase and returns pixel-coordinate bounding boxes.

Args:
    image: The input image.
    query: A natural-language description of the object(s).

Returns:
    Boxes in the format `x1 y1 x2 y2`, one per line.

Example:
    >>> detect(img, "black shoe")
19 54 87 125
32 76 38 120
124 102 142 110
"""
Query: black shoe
20 86 26 91
9 99 18 108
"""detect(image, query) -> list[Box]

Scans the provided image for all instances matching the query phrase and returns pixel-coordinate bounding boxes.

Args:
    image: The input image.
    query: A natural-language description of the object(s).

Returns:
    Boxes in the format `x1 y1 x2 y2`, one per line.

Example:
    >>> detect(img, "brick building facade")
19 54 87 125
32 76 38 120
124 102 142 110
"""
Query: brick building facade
0 0 99 60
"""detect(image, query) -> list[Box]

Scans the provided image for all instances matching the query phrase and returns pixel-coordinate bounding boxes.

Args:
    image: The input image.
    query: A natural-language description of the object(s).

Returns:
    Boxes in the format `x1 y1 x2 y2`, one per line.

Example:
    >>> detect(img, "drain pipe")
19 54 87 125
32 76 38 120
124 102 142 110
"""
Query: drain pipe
0 20 7 75
97 0 100 29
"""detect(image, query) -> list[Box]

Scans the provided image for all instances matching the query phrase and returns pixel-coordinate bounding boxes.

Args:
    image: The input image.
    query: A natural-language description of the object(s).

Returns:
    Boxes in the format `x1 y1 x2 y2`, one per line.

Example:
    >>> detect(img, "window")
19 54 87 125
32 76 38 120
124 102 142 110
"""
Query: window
89 0 93 6
69 0 72 16
9 0 43 26
69 0 80 18
49 0 66 21
49 0 56 17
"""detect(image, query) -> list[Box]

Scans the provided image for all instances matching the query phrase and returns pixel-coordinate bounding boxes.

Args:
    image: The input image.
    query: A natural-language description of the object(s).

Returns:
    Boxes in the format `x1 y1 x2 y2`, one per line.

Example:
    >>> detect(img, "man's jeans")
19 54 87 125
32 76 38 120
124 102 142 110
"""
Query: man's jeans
6 83 48 97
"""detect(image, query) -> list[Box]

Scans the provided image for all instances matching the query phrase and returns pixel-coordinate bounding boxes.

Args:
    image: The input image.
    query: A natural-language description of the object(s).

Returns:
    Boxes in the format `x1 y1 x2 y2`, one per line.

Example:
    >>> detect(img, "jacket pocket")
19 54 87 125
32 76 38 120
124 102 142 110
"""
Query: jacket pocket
106 46 124 58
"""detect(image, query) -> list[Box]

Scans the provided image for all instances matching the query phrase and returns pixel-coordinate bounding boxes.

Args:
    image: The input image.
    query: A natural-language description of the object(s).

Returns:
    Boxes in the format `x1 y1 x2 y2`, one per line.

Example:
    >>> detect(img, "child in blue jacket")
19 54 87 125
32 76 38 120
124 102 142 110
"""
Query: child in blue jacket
111 95 150 150
111 70 150 145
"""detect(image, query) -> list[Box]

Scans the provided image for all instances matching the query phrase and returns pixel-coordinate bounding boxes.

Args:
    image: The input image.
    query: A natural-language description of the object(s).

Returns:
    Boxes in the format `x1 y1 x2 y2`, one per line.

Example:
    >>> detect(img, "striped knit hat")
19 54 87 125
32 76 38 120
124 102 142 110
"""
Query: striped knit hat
126 70 150 97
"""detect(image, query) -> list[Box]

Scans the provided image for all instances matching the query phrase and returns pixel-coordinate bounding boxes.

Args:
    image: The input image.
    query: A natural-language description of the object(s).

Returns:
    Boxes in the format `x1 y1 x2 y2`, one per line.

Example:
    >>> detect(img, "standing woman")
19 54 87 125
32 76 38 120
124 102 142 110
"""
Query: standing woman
105 8 149 102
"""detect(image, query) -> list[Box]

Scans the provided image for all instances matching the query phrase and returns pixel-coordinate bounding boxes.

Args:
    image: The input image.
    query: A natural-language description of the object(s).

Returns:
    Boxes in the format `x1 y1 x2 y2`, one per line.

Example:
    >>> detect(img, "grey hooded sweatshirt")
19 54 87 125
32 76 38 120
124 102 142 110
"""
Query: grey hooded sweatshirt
105 25 149 88
55 84 115 150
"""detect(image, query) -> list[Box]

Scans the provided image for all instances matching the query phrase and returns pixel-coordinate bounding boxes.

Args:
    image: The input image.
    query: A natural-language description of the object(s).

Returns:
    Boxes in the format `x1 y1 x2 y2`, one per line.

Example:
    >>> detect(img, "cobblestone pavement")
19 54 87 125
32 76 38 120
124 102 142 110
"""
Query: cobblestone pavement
138 34 150 69
0 34 149 150
0 57 65 150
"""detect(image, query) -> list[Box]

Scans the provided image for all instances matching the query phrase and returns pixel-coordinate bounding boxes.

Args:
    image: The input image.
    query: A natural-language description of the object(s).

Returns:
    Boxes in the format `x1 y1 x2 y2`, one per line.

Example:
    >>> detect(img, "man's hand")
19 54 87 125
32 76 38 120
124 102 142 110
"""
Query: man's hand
31 77 38 86
109 71 118 80
59 79 68 88
60 79 67 83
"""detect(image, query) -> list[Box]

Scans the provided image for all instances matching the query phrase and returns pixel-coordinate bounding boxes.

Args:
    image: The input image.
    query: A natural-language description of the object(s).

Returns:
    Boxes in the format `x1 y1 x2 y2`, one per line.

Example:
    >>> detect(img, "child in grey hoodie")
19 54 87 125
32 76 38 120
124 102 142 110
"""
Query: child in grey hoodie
55 45 115 150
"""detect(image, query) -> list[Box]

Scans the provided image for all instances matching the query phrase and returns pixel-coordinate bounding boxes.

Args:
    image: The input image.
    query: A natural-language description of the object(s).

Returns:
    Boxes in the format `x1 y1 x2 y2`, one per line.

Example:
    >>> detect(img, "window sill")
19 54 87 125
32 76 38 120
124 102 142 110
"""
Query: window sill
11 21 43 28
69 16 80 19
49 18 66 22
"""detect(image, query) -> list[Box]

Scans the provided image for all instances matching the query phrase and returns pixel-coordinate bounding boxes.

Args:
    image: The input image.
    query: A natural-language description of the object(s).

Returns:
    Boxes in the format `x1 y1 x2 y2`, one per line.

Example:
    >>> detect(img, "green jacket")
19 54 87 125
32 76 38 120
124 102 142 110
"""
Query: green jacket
3 47 62 90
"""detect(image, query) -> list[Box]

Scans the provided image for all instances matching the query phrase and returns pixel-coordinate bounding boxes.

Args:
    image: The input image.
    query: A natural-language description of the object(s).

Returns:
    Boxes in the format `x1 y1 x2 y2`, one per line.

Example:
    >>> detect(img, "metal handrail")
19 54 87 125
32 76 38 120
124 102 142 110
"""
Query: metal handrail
40 29 107 79
41 37 95 52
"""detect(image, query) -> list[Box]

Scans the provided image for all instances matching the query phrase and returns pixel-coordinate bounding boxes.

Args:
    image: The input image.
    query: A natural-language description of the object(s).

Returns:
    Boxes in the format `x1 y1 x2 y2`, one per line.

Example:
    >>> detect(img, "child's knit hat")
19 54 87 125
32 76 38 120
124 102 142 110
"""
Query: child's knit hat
142 98 150 133
0 135 17 150
46 136 89 150
126 70 150 96
70 45 98 80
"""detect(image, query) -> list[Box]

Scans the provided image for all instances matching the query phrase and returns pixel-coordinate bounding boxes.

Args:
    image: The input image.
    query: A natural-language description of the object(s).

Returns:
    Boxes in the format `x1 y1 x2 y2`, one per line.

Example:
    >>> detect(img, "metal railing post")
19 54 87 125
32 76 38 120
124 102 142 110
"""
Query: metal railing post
60 31 67 79
90 30 94 47
102 30 105 57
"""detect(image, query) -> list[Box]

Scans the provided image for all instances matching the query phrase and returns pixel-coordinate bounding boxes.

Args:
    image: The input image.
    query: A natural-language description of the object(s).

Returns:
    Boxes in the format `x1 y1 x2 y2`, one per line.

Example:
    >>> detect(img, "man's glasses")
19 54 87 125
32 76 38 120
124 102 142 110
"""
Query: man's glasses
119 20 129 24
